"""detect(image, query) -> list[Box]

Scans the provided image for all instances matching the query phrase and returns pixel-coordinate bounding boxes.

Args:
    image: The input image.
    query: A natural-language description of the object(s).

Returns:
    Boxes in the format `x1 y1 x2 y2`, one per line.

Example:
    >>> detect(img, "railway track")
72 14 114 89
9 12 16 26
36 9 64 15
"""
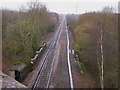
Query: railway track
31 17 64 89
31 16 74 89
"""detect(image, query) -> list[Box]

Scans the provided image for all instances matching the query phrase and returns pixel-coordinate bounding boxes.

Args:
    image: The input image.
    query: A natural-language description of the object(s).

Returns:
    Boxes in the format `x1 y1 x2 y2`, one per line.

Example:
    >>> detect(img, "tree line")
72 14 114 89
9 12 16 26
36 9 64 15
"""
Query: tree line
66 7 118 88
2 1 58 65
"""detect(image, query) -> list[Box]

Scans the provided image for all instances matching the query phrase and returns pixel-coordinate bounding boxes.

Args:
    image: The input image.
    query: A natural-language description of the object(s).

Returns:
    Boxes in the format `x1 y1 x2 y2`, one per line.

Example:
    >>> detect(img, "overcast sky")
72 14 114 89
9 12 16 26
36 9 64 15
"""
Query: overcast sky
0 0 119 14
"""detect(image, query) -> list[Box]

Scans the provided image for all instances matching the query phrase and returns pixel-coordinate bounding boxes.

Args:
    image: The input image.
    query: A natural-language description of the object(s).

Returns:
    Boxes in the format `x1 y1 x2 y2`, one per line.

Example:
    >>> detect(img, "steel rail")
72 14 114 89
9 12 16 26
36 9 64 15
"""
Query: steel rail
31 18 63 89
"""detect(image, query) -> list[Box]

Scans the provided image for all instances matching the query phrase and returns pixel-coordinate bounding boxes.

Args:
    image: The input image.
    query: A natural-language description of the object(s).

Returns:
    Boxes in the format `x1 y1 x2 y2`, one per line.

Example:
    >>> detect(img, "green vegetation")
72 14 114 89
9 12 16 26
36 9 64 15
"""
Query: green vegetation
2 2 58 65
74 44 81 54
67 7 118 88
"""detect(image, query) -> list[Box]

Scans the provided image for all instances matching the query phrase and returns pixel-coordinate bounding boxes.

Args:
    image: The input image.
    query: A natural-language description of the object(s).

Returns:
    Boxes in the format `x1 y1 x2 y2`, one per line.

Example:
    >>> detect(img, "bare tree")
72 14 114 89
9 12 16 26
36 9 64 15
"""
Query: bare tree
96 13 104 89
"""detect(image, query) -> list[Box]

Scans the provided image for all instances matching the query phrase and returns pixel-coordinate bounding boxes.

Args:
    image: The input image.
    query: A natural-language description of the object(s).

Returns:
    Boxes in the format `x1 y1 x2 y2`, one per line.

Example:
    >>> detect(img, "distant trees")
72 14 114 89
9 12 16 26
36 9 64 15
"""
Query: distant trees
102 6 114 13
2 1 58 64
66 14 78 32
67 7 118 88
